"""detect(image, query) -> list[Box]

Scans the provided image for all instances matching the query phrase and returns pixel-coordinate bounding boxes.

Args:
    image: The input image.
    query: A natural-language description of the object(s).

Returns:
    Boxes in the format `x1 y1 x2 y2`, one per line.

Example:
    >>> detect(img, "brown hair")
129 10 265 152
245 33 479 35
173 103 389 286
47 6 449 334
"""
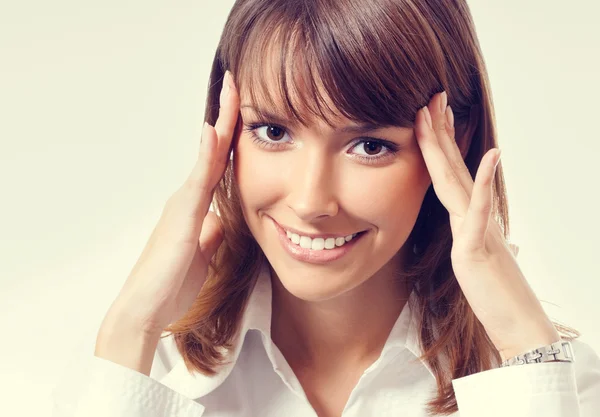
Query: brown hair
164 0 579 415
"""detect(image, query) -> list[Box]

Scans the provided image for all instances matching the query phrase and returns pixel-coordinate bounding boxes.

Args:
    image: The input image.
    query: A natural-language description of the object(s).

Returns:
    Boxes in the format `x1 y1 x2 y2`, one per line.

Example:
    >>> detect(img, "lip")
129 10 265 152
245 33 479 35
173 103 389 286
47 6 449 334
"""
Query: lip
272 219 361 240
270 217 367 264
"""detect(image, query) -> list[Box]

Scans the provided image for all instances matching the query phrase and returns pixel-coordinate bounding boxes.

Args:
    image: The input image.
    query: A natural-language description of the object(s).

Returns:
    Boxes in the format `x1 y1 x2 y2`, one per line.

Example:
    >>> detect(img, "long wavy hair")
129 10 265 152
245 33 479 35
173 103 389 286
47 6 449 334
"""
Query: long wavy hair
164 0 580 415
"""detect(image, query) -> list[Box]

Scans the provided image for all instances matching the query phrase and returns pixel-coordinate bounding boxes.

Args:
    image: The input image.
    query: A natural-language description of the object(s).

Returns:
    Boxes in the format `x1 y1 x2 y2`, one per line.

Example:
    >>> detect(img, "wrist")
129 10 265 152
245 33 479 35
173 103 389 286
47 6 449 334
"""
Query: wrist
95 310 162 377
499 331 562 362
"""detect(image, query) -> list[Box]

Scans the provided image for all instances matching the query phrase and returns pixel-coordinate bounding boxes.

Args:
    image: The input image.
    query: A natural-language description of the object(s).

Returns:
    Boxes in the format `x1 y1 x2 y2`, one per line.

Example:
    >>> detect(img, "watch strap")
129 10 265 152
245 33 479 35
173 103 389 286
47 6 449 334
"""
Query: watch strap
501 340 575 367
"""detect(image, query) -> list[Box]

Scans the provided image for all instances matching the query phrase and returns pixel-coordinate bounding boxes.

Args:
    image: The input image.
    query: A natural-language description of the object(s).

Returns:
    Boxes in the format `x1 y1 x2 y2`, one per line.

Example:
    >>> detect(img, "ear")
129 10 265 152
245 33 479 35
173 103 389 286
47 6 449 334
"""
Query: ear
454 105 479 159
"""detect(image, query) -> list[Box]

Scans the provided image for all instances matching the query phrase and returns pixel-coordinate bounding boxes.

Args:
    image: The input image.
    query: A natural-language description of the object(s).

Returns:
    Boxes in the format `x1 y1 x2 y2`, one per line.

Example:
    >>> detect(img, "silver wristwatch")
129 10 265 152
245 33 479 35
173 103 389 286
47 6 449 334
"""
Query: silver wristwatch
501 340 575 367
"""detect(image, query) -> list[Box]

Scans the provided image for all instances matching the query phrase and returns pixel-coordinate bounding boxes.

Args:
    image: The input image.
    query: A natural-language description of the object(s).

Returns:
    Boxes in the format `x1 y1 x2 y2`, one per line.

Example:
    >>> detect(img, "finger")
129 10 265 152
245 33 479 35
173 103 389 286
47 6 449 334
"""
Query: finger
214 71 240 158
460 149 501 252
199 210 224 260
508 243 520 258
427 92 474 198
179 122 219 222
438 105 475 198
416 104 470 216
174 213 223 315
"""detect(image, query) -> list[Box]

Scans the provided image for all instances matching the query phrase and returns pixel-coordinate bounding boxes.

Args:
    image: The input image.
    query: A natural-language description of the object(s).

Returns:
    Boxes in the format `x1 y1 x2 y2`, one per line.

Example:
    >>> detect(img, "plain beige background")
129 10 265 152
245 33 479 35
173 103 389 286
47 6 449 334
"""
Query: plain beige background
0 1 598 415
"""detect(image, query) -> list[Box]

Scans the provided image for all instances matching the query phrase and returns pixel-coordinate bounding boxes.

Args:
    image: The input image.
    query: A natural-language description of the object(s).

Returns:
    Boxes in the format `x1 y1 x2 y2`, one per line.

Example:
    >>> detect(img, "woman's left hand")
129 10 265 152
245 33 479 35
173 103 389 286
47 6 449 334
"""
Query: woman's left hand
415 91 561 362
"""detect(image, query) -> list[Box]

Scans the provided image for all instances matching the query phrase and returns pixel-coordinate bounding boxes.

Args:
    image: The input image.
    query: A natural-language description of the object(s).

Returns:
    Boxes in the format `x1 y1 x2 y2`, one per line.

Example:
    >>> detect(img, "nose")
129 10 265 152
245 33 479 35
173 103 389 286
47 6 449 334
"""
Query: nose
285 150 339 222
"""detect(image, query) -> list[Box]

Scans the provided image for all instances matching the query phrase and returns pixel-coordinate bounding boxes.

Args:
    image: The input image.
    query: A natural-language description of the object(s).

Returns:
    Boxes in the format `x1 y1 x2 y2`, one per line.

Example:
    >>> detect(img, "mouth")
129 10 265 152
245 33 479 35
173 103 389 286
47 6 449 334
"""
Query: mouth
270 217 368 264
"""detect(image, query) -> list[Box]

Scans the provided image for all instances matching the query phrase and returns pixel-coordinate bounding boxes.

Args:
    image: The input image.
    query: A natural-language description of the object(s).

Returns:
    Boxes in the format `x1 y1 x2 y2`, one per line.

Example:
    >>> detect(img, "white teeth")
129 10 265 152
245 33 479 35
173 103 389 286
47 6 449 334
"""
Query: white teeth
299 236 312 249
311 238 325 250
324 238 335 249
285 229 361 250
291 233 300 244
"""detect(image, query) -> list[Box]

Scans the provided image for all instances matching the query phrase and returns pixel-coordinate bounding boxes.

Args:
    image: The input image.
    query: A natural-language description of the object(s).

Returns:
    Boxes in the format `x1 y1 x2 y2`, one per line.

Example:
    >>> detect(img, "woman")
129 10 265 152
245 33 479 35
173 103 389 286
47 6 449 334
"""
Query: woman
52 0 600 416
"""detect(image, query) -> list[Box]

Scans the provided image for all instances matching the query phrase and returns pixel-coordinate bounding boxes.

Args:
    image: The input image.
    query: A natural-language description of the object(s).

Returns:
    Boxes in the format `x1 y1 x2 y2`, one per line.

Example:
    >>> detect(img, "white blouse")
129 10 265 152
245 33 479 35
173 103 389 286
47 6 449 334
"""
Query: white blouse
52 261 600 417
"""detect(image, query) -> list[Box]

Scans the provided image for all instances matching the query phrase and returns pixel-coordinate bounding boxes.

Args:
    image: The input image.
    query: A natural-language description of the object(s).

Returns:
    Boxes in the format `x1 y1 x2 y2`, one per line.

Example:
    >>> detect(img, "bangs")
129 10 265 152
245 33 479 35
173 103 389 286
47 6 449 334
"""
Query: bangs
237 22 335 127
222 0 446 130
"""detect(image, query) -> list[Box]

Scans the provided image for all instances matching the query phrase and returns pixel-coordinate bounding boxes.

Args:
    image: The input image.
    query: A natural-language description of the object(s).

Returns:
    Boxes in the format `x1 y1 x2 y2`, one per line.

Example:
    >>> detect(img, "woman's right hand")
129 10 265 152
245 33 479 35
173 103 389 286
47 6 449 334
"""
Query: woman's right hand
100 71 239 340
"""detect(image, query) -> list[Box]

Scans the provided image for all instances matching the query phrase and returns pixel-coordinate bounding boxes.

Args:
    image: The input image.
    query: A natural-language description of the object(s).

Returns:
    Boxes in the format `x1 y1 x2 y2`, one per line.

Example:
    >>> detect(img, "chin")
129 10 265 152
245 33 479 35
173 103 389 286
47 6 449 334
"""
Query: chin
262 240 385 302
269 263 366 302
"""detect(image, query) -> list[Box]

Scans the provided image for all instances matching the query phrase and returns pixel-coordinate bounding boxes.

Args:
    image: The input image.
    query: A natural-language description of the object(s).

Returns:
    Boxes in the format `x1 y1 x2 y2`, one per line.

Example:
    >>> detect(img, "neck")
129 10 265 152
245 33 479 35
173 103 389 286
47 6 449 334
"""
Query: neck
270 251 410 372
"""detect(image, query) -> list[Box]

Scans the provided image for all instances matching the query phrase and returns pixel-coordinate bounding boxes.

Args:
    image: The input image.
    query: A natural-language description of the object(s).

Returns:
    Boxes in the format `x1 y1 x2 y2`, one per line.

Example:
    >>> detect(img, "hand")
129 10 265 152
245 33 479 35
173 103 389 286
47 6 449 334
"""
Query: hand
103 71 240 338
414 91 560 361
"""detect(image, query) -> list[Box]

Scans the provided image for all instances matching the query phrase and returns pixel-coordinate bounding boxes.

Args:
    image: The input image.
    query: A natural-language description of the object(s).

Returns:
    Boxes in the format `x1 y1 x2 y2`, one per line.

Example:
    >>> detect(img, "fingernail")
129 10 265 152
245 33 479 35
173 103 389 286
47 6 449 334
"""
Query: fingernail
495 149 502 167
423 106 433 129
200 122 208 145
446 105 454 129
227 70 236 90
220 71 231 106
440 91 447 113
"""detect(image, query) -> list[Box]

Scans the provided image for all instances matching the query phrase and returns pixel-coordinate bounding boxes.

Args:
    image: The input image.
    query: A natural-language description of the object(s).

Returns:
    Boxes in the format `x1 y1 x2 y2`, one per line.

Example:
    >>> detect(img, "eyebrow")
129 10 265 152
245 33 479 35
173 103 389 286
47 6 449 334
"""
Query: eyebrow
240 105 392 134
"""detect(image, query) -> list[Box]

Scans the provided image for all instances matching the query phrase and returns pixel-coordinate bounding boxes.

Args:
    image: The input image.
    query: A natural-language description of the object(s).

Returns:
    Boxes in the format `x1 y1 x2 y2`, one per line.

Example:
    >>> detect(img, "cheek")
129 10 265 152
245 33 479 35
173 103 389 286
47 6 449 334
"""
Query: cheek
233 139 285 210
342 157 430 231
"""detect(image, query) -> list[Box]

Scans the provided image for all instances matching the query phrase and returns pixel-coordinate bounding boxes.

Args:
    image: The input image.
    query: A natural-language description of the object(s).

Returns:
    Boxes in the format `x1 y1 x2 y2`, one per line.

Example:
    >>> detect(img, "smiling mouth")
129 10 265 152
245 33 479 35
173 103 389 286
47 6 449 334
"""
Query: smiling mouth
283 230 366 251
271 217 368 264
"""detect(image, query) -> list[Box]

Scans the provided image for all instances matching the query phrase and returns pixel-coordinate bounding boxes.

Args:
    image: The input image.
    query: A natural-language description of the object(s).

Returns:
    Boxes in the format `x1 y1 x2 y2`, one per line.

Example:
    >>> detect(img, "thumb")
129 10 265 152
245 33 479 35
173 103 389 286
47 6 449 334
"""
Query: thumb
199 210 224 260
508 242 519 258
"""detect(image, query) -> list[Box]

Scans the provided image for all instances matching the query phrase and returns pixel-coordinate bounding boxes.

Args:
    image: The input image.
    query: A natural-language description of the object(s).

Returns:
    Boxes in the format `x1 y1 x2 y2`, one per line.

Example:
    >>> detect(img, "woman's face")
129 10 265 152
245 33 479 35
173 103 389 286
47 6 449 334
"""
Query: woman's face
233 85 432 302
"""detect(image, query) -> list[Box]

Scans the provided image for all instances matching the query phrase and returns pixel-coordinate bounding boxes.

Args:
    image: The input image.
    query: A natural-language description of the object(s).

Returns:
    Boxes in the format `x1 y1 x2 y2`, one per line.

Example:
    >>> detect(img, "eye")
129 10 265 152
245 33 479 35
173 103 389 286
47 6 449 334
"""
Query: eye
353 141 386 157
243 123 292 149
349 139 400 164
257 125 289 142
